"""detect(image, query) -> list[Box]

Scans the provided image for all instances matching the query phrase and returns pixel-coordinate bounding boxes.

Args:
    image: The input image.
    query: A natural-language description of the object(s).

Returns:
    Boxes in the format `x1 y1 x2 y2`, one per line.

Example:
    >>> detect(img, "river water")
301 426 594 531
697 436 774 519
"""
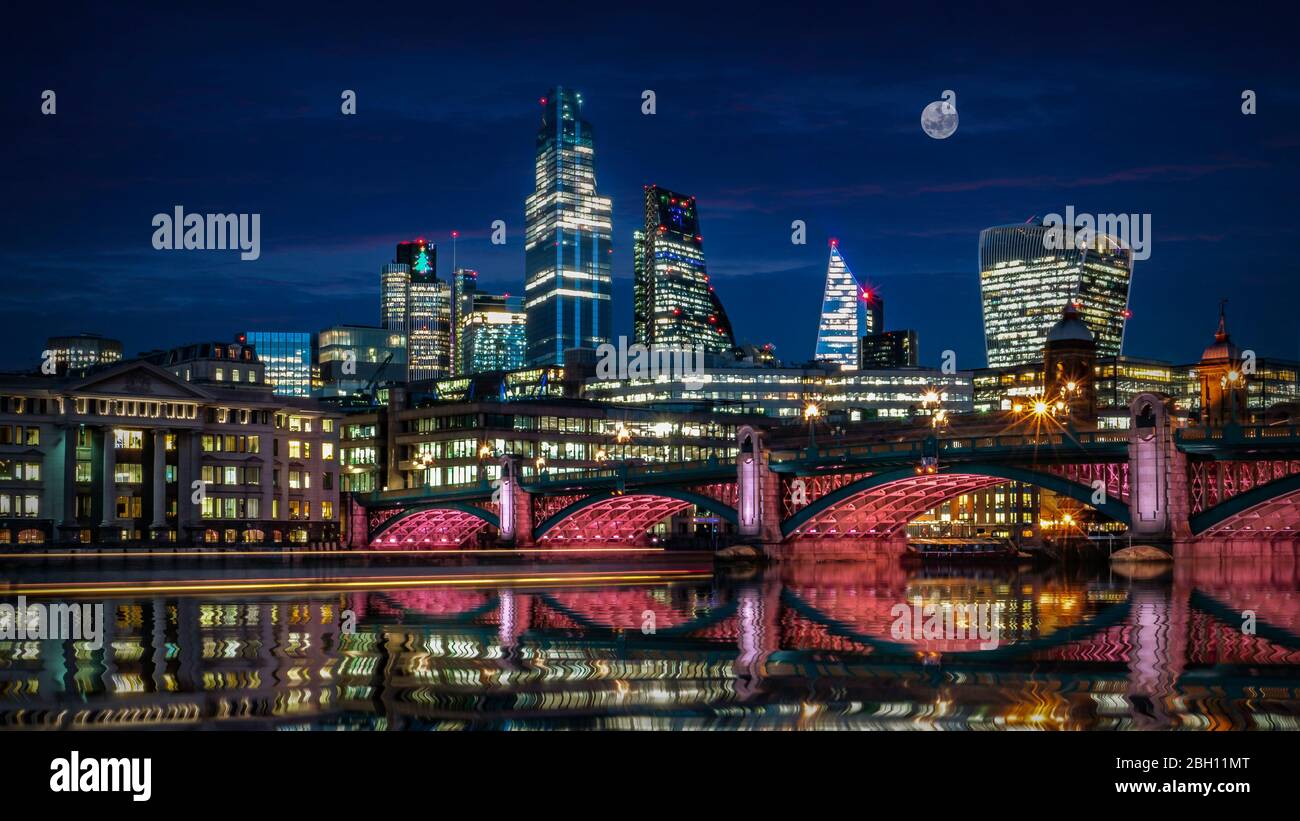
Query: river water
1 551 1297 730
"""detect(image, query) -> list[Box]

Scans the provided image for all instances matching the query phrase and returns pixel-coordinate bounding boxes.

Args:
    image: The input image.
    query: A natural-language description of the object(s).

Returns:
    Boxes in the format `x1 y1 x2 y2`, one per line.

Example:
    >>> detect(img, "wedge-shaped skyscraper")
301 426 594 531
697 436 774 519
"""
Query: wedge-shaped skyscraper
814 241 864 370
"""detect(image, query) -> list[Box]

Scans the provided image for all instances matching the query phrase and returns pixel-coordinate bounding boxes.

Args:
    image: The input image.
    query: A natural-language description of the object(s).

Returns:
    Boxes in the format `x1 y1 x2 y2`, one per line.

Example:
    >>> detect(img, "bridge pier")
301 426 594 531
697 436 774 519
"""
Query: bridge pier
494 456 536 548
737 426 784 545
1128 393 1191 546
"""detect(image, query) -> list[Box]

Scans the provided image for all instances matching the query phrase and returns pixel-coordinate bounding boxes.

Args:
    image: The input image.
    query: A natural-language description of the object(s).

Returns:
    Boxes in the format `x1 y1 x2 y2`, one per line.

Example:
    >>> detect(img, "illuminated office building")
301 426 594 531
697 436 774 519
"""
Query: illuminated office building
524 86 613 365
633 185 735 354
382 240 451 382
814 241 865 371
861 330 917 369
979 219 1133 368
459 294 527 375
340 390 752 494
452 268 479 374
315 324 407 398
862 292 883 337
380 262 410 336
243 332 312 397
42 333 123 376
586 362 973 419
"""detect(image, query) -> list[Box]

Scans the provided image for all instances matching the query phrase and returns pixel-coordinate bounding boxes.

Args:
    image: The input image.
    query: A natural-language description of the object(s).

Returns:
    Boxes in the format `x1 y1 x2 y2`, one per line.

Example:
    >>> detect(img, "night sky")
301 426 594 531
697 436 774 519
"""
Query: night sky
3 2 1298 373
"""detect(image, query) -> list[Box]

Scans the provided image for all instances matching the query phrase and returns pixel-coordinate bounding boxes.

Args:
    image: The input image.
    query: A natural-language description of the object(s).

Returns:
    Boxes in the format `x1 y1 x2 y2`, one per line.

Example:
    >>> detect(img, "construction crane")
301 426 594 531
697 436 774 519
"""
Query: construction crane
354 352 394 406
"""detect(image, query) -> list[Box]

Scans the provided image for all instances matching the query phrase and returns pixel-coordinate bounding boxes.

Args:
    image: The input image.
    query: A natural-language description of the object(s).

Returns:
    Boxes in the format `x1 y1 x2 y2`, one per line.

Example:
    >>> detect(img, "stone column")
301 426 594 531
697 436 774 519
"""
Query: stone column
259 453 273 539
150 430 168 535
175 430 202 545
58 425 78 537
100 425 117 539
279 450 290 534
175 431 194 533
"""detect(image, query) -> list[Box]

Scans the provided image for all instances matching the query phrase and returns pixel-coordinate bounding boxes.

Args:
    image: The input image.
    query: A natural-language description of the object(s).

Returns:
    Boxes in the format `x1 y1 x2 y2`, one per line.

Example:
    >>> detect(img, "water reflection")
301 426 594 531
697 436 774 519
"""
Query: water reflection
2 556 1299 730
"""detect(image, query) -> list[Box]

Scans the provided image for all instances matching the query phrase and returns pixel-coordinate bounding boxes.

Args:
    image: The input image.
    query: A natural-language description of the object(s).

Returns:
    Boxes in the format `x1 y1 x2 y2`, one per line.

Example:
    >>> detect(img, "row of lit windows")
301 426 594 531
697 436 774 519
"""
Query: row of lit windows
0 494 39 517
0 426 39 446
0 460 40 481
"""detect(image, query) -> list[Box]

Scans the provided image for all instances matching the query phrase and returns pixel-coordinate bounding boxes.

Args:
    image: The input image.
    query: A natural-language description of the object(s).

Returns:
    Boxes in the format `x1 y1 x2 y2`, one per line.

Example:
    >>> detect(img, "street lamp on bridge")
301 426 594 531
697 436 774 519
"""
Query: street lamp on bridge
804 401 821 455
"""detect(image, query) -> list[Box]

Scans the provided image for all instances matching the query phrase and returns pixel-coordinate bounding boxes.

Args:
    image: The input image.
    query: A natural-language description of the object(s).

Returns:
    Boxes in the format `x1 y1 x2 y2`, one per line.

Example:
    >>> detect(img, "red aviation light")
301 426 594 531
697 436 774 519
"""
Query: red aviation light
1122 309 1133 319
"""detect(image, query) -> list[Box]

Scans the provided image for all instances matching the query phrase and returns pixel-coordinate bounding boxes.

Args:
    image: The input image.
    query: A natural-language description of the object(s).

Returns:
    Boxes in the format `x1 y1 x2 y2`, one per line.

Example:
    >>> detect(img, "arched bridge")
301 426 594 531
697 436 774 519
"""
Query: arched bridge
349 394 1300 559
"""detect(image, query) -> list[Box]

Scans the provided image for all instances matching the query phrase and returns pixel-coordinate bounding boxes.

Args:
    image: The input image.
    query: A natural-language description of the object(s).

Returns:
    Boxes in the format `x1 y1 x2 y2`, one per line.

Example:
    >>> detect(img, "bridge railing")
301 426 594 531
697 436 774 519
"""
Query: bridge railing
1176 424 1300 443
523 457 728 487
791 430 1129 462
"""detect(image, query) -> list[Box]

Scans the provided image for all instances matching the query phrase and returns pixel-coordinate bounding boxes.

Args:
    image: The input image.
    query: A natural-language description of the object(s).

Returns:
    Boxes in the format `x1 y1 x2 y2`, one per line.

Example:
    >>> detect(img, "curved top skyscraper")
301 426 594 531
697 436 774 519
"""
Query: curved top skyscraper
979 219 1133 368
524 87 613 365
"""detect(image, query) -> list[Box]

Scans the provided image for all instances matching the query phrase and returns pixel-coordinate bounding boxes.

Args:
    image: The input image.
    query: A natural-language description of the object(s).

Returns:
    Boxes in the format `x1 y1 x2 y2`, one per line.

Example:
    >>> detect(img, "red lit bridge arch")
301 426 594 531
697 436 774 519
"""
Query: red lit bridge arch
533 488 738 546
780 464 1131 540
370 501 499 549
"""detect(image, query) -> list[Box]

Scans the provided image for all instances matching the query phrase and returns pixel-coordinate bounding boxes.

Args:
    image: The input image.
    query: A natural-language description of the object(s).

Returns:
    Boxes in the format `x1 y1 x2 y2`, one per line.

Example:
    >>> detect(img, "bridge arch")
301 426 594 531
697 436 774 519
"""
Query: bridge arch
1190 473 1300 538
533 488 738 544
782 464 1131 539
370 502 500 548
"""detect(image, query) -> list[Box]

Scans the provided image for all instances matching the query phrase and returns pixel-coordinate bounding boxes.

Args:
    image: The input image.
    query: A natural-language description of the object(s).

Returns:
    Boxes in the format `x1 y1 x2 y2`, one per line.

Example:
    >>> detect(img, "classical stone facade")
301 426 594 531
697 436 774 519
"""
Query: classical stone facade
0 358 340 547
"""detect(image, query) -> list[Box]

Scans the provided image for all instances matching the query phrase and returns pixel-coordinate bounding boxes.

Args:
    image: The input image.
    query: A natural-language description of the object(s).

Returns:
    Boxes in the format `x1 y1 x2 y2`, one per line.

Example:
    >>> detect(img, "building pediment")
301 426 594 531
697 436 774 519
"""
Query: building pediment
69 362 211 400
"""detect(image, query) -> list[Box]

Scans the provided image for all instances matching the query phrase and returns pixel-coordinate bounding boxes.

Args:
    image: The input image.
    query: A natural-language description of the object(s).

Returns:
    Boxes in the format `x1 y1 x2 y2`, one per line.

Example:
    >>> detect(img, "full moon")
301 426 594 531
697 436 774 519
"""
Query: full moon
921 92 958 139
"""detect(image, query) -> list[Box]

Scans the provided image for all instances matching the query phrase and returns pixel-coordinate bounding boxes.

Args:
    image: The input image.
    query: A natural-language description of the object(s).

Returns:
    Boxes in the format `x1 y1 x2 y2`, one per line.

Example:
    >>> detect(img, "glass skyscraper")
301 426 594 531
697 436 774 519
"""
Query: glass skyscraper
814 241 864 371
451 268 478 375
243 331 311 397
633 185 735 353
979 219 1133 368
459 294 527 375
524 87 613 365
383 240 452 381
400 240 450 381
380 262 410 335
314 324 407 397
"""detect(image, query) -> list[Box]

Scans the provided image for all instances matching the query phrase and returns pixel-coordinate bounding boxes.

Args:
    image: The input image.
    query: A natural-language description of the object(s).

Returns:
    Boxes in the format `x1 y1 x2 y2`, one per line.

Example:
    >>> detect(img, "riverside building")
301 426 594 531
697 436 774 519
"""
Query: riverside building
0 340 340 547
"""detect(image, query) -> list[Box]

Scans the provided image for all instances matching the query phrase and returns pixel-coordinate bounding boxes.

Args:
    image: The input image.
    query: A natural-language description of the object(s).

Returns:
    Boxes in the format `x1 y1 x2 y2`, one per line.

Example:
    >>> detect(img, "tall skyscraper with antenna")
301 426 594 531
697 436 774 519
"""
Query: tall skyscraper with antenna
523 86 613 365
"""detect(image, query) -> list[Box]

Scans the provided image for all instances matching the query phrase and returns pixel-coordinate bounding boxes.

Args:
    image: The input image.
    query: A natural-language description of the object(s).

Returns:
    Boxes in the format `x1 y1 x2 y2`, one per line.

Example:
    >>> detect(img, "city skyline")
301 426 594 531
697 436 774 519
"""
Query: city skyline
3 5 1299 374
5 2 1300 753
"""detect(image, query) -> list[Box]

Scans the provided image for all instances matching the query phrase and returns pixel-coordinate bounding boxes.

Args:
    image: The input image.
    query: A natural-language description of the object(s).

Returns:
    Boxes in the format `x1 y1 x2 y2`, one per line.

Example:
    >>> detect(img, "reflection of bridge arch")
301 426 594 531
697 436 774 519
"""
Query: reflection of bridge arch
782 465 1131 539
534 489 738 544
370 502 499 548
1190 473 1300 538
781 588 1134 660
